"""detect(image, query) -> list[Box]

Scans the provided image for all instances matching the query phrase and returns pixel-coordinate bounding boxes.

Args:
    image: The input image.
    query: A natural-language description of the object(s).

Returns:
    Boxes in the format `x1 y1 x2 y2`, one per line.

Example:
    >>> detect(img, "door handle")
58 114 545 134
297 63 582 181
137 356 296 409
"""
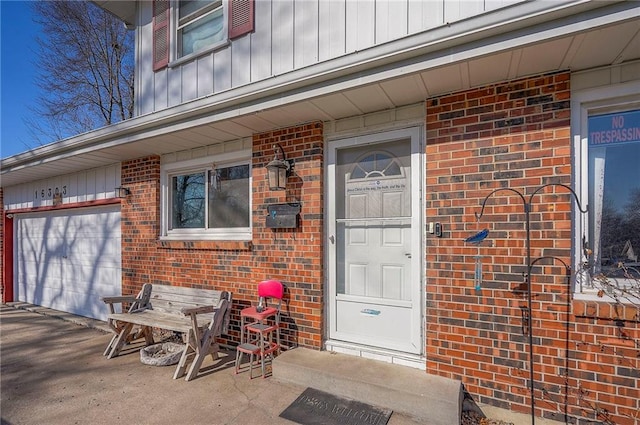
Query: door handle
404 252 411 258
329 235 335 244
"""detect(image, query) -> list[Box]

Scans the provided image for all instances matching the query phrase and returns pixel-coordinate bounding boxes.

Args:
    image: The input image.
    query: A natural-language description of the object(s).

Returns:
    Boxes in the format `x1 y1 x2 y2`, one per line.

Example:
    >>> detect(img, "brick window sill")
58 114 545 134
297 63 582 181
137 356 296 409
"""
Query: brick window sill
156 240 252 251
573 299 640 323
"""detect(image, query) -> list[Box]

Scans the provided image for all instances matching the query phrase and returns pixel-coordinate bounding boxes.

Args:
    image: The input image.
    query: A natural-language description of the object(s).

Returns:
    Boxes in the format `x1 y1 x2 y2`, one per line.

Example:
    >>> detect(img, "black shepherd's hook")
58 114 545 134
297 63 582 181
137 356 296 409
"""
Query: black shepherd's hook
473 183 587 425
528 183 588 214
474 188 526 221
530 255 571 272
474 184 587 221
529 256 573 425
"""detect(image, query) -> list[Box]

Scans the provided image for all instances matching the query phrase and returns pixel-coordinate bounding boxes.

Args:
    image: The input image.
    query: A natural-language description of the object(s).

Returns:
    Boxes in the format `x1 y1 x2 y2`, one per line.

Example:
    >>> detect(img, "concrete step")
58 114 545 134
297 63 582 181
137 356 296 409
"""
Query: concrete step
272 347 462 425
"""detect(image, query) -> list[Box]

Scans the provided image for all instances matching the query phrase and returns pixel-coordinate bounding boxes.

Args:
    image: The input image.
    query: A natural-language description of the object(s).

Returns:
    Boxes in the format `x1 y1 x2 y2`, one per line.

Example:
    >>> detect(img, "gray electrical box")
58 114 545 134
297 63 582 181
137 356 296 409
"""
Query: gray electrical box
266 203 301 228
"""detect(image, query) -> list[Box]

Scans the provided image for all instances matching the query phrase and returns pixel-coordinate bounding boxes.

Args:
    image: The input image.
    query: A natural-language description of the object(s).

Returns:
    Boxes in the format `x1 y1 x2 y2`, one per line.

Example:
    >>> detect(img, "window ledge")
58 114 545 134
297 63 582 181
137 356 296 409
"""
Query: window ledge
168 40 230 68
573 299 640 322
157 240 252 251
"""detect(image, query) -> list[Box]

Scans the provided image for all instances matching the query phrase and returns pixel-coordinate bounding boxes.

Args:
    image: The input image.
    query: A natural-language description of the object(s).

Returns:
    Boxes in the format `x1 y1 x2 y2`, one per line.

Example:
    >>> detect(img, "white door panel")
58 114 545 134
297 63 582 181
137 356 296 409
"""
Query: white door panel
335 299 417 351
328 127 423 354
15 205 122 320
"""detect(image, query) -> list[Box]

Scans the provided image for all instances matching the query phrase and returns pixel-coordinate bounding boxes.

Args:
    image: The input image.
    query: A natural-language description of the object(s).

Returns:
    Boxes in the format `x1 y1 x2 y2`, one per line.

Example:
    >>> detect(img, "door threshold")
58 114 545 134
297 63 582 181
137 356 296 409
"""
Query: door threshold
325 340 425 370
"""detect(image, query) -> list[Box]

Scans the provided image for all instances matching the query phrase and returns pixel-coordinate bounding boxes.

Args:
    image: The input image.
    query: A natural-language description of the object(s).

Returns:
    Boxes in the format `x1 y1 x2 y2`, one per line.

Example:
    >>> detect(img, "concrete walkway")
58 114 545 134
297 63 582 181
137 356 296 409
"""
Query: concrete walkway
0 304 425 425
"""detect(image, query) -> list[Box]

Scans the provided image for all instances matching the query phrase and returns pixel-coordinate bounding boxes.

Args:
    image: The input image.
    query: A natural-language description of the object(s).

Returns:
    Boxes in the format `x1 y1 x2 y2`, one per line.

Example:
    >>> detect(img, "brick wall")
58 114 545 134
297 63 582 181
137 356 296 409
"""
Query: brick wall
252 122 325 348
570 302 640 424
0 187 12 303
425 71 639 424
120 122 324 349
121 155 161 296
1 188 4 301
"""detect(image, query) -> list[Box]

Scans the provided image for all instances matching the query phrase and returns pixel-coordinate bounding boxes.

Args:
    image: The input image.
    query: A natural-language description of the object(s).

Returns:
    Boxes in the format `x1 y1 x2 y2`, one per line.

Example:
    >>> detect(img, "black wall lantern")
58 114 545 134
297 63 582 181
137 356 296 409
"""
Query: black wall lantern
266 144 294 190
115 186 131 199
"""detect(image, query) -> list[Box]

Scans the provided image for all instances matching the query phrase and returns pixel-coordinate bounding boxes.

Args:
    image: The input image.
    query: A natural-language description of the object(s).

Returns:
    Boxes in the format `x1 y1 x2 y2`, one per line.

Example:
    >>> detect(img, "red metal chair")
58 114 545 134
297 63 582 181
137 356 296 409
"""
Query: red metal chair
235 279 283 378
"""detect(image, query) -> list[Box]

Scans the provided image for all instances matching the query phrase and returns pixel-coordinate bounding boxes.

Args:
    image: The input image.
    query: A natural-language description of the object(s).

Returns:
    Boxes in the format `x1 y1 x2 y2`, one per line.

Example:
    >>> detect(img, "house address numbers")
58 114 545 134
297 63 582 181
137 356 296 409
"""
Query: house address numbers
34 186 67 199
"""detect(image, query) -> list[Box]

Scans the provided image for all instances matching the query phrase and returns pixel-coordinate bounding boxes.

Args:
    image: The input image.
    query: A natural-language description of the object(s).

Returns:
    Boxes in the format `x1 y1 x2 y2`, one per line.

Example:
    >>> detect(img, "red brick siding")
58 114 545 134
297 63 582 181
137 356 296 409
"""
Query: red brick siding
252 122 325 348
425 72 639 424
1 188 4 301
571 302 640 425
121 155 161 296
120 122 324 349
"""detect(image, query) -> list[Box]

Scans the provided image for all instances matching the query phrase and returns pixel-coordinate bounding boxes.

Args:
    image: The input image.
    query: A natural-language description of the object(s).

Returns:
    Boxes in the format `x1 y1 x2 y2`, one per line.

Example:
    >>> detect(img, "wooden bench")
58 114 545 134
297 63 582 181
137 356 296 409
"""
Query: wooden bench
102 284 232 381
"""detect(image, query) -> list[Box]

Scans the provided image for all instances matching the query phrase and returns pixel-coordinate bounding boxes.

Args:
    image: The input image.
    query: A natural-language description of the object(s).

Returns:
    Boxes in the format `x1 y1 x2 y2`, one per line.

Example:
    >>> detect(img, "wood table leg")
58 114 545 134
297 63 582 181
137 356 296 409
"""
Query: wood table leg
185 327 219 382
174 331 194 380
107 322 135 359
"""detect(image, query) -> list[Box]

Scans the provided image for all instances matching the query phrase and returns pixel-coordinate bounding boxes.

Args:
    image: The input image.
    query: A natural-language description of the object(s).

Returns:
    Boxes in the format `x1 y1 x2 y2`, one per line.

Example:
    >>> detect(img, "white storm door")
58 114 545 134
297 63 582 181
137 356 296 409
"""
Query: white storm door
15 205 122 321
328 127 422 354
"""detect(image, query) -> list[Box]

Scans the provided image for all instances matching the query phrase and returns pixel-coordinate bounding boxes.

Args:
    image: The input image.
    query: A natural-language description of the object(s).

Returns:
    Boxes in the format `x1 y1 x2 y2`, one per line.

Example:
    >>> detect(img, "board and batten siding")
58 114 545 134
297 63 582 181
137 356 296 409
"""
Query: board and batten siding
161 138 252 166
3 164 121 210
135 0 524 116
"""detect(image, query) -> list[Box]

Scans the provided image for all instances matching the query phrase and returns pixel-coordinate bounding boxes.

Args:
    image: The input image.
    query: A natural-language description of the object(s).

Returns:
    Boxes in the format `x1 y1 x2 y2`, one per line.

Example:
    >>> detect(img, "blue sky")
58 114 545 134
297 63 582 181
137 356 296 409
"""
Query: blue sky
1 1 41 159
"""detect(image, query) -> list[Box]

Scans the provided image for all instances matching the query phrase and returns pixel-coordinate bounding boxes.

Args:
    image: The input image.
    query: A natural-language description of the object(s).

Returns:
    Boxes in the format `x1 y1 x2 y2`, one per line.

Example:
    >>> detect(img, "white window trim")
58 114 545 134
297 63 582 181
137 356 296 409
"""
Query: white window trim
572 79 640 303
160 149 252 241
169 0 229 68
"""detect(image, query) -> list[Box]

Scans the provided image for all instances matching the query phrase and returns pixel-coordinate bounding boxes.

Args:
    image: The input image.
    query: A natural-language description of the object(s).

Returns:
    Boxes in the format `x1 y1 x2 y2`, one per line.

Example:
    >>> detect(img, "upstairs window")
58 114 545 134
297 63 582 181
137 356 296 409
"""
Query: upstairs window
152 0 255 70
177 0 225 58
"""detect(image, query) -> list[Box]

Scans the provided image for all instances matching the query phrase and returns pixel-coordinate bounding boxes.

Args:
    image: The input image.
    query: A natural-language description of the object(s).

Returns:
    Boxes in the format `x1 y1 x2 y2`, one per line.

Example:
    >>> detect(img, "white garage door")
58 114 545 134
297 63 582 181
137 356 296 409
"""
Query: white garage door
15 205 122 321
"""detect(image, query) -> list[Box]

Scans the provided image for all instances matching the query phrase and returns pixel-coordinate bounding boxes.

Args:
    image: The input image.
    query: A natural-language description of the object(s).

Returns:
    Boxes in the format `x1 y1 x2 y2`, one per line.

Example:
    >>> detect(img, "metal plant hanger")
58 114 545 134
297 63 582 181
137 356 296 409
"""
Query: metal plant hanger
473 183 588 425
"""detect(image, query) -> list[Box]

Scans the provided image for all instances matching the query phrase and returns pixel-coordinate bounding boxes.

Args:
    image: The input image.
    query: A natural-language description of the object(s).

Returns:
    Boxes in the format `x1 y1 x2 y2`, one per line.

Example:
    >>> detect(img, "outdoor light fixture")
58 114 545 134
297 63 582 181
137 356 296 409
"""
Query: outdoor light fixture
115 186 131 199
210 165 222 191
266 144 293 190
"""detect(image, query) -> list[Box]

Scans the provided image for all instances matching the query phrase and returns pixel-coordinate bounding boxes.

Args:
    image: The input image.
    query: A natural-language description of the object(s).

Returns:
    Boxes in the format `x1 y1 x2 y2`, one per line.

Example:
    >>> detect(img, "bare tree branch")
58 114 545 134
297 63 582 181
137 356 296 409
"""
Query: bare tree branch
26 0 134 145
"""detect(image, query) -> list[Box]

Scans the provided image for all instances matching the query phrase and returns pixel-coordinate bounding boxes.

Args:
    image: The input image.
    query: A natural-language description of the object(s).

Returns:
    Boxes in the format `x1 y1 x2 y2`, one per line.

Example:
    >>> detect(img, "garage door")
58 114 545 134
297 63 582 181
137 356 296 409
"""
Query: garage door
15 205 122 321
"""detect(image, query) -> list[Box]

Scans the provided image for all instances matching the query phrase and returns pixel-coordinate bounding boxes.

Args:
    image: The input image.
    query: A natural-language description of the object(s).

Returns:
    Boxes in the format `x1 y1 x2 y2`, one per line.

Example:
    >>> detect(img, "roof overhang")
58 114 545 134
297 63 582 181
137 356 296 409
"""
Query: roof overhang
91 0 136 29
2 1 639 188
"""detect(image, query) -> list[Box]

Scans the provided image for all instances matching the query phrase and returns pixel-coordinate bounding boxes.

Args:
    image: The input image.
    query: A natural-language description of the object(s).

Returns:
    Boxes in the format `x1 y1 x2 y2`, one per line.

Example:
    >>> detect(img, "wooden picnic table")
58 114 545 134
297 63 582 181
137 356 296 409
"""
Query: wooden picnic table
102 284 231 381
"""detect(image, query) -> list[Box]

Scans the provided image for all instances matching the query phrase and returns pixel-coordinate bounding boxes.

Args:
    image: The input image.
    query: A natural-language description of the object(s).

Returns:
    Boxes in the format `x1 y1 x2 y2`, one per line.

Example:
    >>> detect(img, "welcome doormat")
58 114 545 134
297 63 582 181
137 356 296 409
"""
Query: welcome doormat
279 387 392 425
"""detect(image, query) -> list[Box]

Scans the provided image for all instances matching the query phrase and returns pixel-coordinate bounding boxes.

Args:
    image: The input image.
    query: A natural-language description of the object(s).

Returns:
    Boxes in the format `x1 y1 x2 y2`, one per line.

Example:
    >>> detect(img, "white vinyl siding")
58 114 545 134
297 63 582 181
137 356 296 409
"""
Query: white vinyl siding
135 0 526 115
2 164 121 210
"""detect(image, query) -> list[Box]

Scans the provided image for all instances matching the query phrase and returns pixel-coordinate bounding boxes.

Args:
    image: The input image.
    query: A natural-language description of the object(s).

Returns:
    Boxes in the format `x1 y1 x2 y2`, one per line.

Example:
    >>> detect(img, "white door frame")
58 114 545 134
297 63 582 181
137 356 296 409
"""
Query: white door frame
326 126 424 355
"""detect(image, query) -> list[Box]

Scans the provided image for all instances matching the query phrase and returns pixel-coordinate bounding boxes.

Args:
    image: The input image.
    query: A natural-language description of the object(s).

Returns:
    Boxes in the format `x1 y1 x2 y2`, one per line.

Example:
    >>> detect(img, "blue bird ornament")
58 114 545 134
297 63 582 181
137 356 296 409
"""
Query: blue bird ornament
464 228 489 244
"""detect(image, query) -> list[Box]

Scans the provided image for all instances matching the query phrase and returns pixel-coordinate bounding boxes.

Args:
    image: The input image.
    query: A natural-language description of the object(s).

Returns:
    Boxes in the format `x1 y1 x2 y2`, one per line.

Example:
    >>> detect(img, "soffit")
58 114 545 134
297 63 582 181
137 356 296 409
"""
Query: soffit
2 3 639 188
91 0 136 27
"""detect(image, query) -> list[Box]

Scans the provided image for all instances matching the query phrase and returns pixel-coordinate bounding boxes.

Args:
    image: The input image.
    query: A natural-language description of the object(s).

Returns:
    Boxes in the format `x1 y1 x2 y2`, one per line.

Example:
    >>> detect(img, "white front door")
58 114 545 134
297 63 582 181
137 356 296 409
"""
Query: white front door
328 127 423 354
15 205 122 321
